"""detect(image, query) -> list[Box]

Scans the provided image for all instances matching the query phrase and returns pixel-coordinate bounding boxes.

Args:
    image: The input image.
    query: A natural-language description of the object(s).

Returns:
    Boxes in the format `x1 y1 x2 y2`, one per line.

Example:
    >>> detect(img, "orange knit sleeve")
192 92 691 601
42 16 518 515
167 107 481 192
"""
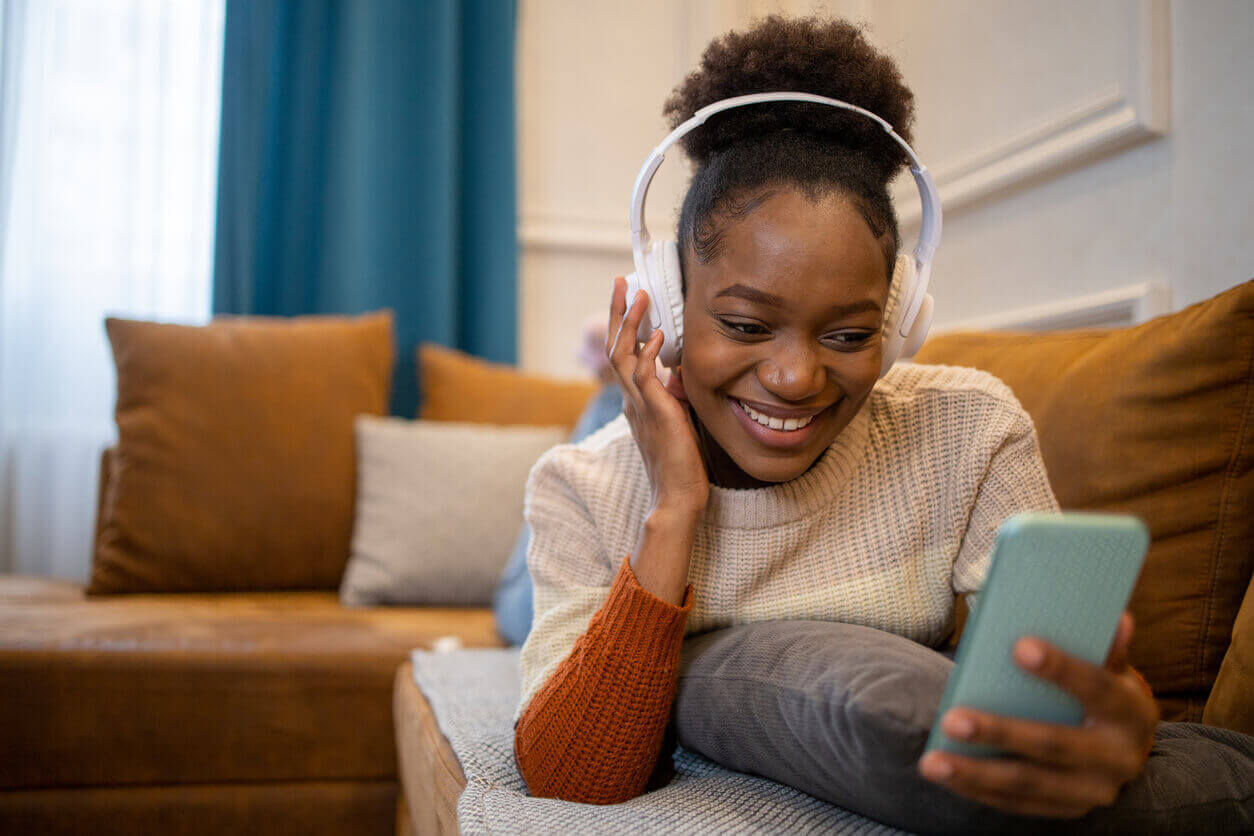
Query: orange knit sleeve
514 556 693 804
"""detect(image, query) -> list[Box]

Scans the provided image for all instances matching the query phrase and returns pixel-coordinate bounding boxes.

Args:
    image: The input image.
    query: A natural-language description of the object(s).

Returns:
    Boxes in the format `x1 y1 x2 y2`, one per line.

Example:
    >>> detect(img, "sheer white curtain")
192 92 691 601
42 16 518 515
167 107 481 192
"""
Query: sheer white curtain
0 0 225 579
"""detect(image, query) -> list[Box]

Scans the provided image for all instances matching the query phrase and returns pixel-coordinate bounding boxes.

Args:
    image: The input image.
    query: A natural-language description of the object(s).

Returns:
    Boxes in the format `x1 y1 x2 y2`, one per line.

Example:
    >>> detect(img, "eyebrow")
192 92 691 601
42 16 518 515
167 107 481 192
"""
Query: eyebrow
714 283 882 316
715 284 785 306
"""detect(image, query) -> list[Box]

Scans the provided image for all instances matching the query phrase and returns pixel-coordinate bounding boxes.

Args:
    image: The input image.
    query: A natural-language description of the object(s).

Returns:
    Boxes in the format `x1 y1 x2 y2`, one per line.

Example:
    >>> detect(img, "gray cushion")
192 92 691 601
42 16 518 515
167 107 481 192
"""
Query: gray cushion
675 620 1007 834
675 621 1254 835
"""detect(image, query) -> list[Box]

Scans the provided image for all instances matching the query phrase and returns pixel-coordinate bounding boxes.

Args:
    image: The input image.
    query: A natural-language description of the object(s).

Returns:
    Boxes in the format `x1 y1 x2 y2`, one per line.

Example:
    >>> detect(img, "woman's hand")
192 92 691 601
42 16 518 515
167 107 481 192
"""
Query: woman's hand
607 276 709 517
918 612 1159 818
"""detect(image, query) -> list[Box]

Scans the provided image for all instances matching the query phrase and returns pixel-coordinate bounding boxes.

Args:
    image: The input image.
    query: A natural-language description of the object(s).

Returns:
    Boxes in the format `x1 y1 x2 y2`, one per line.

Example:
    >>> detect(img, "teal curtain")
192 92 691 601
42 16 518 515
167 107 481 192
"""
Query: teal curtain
213 0 517 416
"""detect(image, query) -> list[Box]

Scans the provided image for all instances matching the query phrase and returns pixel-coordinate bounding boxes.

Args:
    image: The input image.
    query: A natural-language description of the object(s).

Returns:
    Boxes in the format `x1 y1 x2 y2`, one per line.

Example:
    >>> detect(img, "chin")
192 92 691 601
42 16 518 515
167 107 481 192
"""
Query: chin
736 452 825 484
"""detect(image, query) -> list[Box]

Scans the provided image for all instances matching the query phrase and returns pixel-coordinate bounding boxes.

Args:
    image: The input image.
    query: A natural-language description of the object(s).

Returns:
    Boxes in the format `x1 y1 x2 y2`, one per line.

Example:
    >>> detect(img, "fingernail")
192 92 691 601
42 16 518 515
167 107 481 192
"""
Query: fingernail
946 713 974 739
920 755 953 780
1018 641 1045 669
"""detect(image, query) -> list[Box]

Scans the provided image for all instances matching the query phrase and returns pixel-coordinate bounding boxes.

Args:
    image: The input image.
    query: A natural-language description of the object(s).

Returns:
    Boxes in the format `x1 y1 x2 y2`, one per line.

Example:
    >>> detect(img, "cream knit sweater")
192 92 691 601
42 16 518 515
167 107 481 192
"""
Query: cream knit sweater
517 363 1059 717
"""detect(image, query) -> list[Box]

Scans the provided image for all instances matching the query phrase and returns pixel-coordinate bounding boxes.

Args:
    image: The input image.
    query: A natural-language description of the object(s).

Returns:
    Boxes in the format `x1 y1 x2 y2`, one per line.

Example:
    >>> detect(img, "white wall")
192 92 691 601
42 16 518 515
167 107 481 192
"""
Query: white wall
517 0 1253 377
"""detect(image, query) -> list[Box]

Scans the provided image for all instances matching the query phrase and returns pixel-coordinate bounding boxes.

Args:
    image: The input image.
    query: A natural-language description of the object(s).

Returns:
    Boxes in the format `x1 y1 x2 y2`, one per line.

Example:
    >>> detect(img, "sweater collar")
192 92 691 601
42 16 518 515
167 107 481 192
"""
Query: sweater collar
702 403 872 529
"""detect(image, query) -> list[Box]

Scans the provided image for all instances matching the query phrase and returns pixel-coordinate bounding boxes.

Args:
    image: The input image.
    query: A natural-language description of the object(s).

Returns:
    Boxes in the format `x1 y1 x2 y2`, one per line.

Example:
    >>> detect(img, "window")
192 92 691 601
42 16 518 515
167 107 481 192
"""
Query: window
0 0 225 578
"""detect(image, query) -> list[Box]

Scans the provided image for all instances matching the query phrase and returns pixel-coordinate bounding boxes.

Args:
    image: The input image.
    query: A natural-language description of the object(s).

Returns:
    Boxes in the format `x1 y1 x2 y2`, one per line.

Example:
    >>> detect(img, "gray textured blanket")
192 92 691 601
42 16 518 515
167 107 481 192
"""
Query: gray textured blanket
410 648 905 835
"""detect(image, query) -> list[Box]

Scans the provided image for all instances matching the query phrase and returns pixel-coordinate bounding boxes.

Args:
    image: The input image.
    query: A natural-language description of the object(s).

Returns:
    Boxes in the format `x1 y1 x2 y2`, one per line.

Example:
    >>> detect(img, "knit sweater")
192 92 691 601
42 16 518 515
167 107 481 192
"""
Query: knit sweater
514 363 1060 803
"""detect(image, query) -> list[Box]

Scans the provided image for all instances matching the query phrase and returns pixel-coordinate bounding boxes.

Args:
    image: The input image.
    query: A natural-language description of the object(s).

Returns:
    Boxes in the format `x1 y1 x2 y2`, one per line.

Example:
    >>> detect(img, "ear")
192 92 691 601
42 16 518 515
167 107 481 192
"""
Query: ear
664 365 689 403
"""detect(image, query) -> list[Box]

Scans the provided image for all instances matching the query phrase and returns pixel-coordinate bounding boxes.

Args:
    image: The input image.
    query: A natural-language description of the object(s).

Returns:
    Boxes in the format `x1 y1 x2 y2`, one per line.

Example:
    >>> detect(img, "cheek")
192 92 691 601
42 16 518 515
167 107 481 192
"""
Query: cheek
679 325 753 394
838 345 883 395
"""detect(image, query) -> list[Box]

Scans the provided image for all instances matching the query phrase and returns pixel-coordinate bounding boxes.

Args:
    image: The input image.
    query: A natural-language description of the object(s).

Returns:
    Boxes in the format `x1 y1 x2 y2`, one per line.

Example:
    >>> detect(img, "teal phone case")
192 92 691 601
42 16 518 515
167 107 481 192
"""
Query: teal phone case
925 512 1149 758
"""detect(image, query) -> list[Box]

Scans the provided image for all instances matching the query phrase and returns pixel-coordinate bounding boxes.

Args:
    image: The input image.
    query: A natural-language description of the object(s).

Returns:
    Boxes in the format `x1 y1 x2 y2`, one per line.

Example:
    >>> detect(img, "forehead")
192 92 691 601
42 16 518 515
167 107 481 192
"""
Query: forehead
686 188 889 308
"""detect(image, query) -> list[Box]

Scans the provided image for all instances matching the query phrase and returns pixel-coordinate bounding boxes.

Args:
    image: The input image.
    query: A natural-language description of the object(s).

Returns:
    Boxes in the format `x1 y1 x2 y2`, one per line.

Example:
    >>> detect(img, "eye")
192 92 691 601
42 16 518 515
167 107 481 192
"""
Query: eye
719 318 770 338
823 330 876 350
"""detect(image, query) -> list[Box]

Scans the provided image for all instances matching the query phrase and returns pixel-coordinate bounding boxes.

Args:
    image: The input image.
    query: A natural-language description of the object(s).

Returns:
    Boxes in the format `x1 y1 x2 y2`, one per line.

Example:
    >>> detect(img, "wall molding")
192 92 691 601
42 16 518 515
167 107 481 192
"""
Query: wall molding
518 215 630 254
893 0 1170 226
520 0 1171 254
932 281 1172 333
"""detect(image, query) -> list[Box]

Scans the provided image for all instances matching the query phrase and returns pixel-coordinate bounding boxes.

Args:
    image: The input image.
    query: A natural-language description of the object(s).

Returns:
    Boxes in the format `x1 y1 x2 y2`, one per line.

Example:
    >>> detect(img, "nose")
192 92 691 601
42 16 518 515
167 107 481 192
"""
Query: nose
756 340 827 403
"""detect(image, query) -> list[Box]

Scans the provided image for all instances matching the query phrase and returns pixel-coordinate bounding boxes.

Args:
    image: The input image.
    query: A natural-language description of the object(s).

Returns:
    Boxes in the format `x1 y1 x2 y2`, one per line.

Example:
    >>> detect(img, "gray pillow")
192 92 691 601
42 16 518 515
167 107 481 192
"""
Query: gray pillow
675 621 1254 835
675 620 1005 834
339 417 565 606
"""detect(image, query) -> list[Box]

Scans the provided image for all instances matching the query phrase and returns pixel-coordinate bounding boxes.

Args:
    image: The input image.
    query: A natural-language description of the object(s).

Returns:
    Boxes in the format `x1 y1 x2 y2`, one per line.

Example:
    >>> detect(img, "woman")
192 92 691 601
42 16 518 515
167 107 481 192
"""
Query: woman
513 15 1159 820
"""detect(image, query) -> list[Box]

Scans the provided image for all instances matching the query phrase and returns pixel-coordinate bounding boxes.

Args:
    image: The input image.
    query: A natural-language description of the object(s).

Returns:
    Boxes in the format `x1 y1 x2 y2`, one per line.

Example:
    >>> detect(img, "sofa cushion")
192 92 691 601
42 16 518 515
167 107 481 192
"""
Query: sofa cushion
90 312 395 594
418 343 598 429
914 280 1254 721
0 578 501 790
0 781 396 836
340 417 565 606
1205 571 1254 736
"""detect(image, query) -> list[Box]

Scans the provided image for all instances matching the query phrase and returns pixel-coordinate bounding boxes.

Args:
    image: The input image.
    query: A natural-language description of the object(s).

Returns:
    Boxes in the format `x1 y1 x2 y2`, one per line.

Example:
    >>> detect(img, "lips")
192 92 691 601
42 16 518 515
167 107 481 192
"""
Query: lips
737 400 818 431
728 397 835 449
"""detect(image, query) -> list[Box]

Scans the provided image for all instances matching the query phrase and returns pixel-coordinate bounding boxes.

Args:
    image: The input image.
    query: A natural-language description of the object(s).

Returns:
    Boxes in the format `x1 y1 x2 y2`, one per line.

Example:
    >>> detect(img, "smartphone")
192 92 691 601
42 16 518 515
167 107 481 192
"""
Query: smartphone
925 512 1149 758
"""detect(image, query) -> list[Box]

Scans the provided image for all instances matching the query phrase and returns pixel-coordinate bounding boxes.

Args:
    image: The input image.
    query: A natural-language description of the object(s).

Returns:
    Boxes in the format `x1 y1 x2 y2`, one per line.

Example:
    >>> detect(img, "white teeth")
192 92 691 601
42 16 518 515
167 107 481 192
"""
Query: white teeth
737 400 816 431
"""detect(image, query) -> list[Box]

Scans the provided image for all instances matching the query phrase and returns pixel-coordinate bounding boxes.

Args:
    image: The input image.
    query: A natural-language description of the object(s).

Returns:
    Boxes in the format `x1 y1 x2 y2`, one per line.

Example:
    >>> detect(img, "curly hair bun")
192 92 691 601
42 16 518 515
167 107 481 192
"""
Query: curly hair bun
663 15 915 184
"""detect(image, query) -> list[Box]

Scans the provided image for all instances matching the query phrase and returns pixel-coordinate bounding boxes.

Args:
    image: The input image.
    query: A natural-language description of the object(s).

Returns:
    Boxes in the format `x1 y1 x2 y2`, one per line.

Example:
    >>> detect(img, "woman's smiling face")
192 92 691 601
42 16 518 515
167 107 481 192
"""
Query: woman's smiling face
679 186 890 486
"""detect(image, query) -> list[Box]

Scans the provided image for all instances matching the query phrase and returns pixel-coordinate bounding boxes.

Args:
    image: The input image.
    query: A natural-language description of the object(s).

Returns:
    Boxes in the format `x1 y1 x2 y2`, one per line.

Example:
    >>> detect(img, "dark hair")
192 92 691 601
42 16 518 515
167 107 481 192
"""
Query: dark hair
664 15 916 281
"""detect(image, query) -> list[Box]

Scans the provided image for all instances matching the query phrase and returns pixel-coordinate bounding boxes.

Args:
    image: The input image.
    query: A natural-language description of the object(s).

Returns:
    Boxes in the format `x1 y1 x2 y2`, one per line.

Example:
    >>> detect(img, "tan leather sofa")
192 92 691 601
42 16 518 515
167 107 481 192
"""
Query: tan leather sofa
0 340 600 836
0 573 502 835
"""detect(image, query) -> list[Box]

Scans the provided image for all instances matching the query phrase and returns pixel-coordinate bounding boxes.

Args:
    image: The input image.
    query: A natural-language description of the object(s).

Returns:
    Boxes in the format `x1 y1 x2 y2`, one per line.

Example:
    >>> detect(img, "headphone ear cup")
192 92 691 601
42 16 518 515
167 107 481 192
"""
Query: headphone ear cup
622 270 656 343
903 293 933 358
879 254 914 378
651 241 684 367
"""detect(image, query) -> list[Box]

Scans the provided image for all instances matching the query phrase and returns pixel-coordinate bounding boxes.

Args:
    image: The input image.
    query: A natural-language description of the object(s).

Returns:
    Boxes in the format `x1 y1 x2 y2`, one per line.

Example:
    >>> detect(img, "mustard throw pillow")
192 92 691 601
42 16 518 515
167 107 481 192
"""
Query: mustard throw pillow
915 280 1254 723
90 311 394 593
418 343 599 430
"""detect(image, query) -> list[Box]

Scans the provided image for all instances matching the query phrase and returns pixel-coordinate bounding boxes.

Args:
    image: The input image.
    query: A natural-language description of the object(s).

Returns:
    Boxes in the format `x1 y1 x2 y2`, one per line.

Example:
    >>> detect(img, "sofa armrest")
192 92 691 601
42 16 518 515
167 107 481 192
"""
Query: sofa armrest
393 661 464 836
1204 571 1254 736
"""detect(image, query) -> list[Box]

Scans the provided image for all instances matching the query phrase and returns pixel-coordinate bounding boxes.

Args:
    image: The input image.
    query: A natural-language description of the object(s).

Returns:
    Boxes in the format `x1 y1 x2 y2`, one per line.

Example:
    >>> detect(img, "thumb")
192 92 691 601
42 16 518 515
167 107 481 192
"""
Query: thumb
1105 612 1134 671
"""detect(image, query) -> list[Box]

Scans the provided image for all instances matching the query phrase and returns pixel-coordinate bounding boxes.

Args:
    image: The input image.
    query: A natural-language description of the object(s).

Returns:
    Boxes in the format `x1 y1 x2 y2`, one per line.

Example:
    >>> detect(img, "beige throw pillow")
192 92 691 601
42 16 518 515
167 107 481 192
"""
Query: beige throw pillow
340 417 566 606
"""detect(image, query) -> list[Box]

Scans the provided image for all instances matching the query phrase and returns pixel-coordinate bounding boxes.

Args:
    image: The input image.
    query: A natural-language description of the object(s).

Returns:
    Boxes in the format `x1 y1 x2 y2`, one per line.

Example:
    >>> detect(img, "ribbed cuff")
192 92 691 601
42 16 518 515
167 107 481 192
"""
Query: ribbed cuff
592 556 693 664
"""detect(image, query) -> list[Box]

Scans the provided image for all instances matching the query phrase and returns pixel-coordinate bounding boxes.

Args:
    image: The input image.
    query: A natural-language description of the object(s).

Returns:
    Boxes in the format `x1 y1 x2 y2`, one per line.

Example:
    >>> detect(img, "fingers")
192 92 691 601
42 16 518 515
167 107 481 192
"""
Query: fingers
1014 637 1119 716
608 286 650 402
937 708 1140 777
1014 635 1159 750
606 276 626 357
1105 612 1134 671
939 709 1088 769
918 750 1120 817
634 328 665 395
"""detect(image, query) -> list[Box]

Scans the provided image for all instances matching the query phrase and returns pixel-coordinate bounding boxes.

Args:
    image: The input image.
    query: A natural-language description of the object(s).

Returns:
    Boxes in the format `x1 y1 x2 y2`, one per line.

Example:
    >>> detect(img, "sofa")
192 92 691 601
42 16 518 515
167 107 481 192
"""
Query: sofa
390 280 1254 833
1 281 1250 835
0 322 599 835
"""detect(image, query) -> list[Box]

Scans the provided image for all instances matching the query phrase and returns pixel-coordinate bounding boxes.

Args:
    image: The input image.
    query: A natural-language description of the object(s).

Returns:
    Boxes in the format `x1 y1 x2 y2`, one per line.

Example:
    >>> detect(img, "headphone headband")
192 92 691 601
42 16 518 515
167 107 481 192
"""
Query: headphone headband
629 92 941 339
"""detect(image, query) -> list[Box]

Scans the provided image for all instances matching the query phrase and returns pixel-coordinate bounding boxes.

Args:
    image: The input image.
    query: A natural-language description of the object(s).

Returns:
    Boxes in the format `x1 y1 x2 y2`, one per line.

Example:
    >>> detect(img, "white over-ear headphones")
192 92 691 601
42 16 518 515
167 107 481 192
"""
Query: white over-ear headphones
624 92 941 378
